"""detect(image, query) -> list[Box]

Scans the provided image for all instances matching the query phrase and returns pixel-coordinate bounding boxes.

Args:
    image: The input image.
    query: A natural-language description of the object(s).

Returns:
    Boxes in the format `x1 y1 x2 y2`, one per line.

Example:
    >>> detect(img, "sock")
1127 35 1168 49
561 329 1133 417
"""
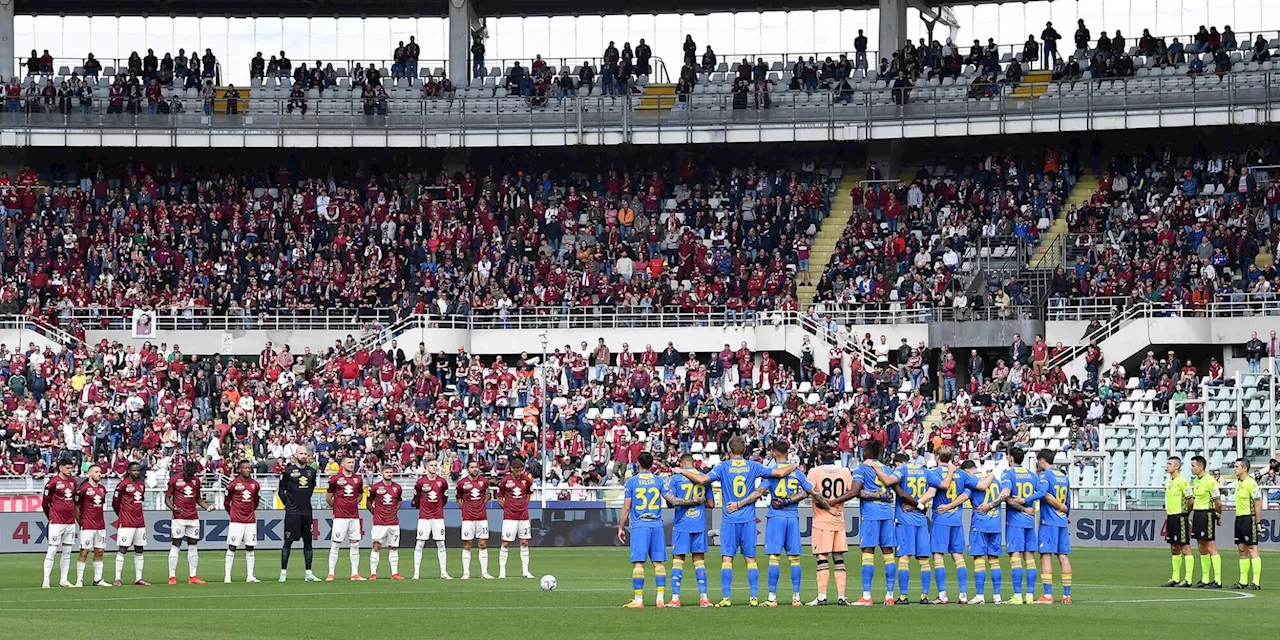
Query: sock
671 558 684 598
1043 571 1054 597
721 560 733 599
957 559 968 595
1025 562 1037 595
77 559 86 584
414 542 424 577
462 548 472 574
168 547 180 579
329 543 341 575
1211 554 1221 583
632 565 645 602
499 546 509 575
896 557 910 595
834 557 847 598
815 558 829 599
388 549 398 575
767 556 780 598
302 540 314 571
934 564 947 597
1010 556 1023 595
884 553 897 595
225 550 235 580
654 563 666 600
520 546 529 575
246 551 256 578
746 559 759 599
188 546 199 578
350 546 361 576
44 547 57 584
436 542 447 575
1251 557 1262 585
789 557 802 597
991 563 1003 596
694 559 708 596
920 559 932 595
478 548 489 575
1062 572 1072 597
134 551 144 581
974 558 987 596
281 543 292 570
60 546 72 583
1172 555 1183 581
370 549 381 576
116 551 126 582
1200 555 1211 582
860 552 875 598
1184 555 1195 582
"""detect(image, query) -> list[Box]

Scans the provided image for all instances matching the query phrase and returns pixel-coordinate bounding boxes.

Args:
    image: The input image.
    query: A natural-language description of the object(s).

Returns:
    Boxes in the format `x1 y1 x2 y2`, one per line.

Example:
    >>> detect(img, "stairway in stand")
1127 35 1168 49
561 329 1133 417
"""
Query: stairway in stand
1029 171 1099 270
800 173 863 304
637 84 677 110
1010 70 1054 99
922 402 950 433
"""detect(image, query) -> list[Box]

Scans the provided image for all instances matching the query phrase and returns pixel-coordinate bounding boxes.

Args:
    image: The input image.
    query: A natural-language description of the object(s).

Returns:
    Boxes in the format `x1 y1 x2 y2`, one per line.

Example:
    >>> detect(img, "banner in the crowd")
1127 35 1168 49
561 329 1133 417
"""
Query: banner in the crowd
1 508 1276 552
130 309 156 339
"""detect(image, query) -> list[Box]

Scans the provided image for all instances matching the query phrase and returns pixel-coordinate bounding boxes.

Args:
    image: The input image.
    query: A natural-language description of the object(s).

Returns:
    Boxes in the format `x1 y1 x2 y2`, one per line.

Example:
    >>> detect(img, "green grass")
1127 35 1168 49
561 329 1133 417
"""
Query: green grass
0 548 1275 639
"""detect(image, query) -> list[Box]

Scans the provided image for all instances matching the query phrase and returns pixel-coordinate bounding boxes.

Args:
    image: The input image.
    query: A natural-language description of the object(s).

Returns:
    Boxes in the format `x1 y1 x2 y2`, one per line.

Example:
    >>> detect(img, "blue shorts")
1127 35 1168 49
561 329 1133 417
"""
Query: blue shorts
672 530 709 556
930 522 966 555
629 526 667 563
764 516 802 556
859 518 895 549
895 523 930 557
720 521 758 558
1037 524 1071 555
969 530 1002 557
1005 526 1037 554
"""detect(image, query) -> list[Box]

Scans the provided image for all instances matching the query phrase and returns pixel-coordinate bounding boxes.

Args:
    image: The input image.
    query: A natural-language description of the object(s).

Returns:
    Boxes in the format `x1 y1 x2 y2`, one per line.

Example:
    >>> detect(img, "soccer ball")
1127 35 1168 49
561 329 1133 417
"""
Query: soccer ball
540 575 557 591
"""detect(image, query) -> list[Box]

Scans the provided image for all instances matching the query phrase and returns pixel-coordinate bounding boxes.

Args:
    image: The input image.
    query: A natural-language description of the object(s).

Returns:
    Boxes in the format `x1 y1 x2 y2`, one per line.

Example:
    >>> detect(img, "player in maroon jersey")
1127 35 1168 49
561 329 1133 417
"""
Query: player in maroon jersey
42 458 79 589
75 464 110 587
326 455 366 580
412 459 452 579
165 461 212 585
497 457 536 579
456 460 493 579
224 460 262 583
368 464 405 580
113 461 150 586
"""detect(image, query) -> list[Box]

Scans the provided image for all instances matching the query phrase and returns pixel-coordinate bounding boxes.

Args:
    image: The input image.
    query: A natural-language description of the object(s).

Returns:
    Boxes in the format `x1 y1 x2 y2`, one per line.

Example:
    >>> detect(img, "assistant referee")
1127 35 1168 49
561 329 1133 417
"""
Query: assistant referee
1230 458 1263 590
279 448 321 582
1189 456 1223 588
1161 456 1193 587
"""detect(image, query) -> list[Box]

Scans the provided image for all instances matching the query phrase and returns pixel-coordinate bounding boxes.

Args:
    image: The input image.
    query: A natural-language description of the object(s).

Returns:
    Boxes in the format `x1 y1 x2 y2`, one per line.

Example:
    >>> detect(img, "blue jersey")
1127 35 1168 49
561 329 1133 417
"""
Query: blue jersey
764 468 813 518
1001 466 1039 529
667 472 708 533
624 472 667 528
708 458 769 524
928 468 970 527
893 464 931 526
1037 469 1070 527
967 473 1002 534
853 463 894 521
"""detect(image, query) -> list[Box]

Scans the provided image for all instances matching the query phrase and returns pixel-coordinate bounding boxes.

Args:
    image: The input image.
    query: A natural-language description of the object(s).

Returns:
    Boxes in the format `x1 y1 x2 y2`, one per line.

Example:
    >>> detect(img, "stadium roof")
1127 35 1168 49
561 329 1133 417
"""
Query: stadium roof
17 0 957 18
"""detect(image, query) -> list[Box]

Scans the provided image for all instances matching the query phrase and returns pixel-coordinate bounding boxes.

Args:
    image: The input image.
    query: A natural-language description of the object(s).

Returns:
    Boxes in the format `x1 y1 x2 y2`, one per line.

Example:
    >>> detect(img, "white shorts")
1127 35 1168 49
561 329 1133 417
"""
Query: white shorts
78 529 106 550
331 518 362 543
501 519 531 542
372 525 401 547
48 523 77 547
228 522 257 548
417 518 445 541
461 520 489 541
117 527 147 548
171 519 201 541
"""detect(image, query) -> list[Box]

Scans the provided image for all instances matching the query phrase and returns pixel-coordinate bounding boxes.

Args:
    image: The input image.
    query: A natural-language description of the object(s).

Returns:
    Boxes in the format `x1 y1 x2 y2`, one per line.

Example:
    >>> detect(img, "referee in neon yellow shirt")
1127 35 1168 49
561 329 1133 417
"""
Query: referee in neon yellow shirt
1161 457 1193 587
1230 458 1263 590
1189 456 1223 588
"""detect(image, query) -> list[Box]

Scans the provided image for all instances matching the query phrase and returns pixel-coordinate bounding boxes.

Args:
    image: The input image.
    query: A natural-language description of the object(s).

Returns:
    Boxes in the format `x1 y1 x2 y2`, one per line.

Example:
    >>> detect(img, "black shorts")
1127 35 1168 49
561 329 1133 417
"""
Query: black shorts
1165 513 1190 546
1191 510 1217 542
284 513 314 543
1234 515 1258 546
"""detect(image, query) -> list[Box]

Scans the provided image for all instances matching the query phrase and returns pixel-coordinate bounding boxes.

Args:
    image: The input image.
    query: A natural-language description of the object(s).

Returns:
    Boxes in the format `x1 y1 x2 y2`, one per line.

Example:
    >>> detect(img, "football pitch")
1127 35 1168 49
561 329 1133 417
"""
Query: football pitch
0 547 1275 640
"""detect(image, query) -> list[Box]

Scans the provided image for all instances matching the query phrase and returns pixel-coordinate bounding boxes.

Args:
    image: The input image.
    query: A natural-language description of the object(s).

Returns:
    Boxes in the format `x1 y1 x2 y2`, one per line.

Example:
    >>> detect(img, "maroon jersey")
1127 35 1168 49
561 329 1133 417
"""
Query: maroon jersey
327 472 364 519
166 474 202 520
369 480 403 526
226 477 261 524
498 473 534 520
414 476 448 519
456 475 489 521
113 478 147 529
43 476 78 525
76 482 108 530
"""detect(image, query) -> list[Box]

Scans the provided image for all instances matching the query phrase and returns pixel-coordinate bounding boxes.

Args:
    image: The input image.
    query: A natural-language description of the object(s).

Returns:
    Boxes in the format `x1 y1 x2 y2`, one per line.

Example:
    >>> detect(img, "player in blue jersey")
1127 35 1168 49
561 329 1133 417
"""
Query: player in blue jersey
830 439 916 606
961 459 1004 604
1031 448 1073 604
618 452 668 608
762 439 829 607
1000 448 1042 604
891 453 936 604
675 435 798 607
666 453 715 608
925 448 968 604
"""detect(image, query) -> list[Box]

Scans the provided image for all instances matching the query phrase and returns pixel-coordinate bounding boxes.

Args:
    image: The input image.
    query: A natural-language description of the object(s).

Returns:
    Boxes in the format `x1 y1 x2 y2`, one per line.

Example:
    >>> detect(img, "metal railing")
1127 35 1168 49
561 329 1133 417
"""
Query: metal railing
55 307 388 333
